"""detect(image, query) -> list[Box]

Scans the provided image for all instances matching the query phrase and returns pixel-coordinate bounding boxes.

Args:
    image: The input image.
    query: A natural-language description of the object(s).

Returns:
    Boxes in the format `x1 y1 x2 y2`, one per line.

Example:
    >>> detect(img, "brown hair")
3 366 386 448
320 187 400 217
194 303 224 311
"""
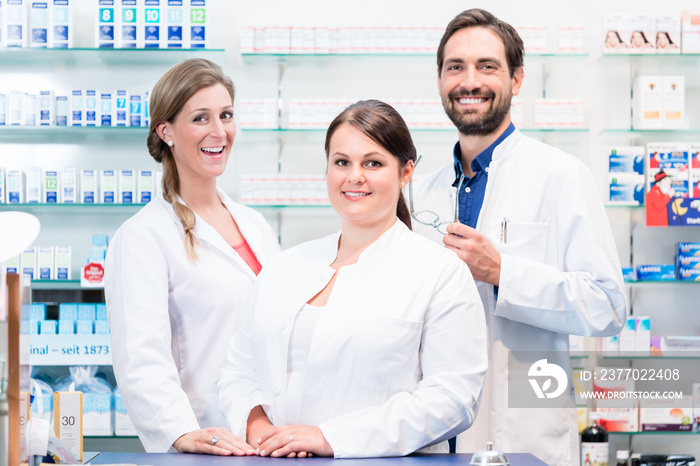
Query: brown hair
147 58 235 261
437 8 524 78
324 100 416 229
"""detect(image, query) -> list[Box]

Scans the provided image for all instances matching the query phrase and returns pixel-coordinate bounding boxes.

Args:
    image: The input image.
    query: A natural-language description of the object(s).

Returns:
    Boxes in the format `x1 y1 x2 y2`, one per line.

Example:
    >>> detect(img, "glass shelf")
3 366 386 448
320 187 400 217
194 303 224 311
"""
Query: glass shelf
625 280 700 286
608 431 700 436
602 128 696 134
0 203 146 214
240 127 589 134
601 354 700 359
0 126 147 142
31 279 85 290
0 47 225 65
0 203 332 212
241 52 588 65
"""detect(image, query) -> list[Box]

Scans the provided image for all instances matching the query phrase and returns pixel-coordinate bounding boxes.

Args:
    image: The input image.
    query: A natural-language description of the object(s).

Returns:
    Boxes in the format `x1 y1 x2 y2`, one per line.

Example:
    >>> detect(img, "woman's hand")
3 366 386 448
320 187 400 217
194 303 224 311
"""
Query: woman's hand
172 427 256 456
258 424 333 458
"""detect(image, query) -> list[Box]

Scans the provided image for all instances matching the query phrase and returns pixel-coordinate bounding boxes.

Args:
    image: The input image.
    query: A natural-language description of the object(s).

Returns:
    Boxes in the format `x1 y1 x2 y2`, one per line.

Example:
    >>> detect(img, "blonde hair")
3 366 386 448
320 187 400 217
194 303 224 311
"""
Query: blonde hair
146 58 235 261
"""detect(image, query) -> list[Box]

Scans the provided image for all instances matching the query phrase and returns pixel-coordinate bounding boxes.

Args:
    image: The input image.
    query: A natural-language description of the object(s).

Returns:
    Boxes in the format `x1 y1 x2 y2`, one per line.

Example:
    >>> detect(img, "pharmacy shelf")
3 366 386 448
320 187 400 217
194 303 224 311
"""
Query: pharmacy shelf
609 431 700 435
625 280 700 286
241 52 588 65
239 127 589 135
0 203 146 214
602 128 695 134
29 334 112 366
0 126 147 142
601 354 700 359
32 279 86 290
0 47 225 65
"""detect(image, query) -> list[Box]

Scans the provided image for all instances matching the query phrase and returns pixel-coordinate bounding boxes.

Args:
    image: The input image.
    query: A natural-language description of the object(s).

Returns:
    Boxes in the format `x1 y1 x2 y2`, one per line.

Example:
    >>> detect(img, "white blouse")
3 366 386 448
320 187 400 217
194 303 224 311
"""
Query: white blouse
285 303 323 424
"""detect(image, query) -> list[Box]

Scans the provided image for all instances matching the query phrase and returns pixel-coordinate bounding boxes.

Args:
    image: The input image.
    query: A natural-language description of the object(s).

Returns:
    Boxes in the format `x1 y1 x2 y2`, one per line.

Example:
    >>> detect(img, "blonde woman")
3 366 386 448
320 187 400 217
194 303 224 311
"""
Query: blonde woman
105 59 280 455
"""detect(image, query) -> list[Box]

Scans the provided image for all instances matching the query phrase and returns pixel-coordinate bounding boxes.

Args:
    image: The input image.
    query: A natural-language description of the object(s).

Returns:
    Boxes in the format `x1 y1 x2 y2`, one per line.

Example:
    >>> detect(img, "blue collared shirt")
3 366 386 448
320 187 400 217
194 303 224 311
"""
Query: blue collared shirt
453 123 515 228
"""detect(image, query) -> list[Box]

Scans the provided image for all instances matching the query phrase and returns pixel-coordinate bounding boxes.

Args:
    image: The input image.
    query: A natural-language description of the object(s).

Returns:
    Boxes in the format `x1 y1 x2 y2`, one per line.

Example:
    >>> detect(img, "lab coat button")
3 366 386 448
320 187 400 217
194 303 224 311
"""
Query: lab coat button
273 386 281 396
316 273 326 281
280 321 288 330
465 187 471 193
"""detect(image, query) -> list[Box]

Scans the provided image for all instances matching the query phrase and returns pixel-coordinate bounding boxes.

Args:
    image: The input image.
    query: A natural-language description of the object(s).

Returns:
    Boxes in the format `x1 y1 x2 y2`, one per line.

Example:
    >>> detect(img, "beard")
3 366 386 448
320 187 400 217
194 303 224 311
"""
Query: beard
442 88 511 136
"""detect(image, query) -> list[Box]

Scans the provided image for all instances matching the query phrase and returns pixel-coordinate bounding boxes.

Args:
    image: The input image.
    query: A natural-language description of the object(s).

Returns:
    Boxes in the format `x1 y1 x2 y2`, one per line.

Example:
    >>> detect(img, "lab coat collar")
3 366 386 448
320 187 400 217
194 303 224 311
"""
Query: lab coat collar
319 218 406 265
158 189 260 278
490 127 522 163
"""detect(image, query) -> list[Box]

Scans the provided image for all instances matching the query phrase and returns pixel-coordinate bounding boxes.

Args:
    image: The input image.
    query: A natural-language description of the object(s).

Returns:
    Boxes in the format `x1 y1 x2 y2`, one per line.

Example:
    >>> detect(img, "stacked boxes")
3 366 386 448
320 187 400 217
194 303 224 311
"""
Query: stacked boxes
633 76 686 130
0 166 158 205
677 242 700 281
607 146 645 205
0 88 149 128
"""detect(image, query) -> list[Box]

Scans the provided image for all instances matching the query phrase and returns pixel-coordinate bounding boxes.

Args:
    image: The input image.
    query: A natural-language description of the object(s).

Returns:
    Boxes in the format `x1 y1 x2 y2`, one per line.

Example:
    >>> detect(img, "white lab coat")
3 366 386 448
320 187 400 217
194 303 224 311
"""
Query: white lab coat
411 129 627 466
105 188 280 453
217 220 488 458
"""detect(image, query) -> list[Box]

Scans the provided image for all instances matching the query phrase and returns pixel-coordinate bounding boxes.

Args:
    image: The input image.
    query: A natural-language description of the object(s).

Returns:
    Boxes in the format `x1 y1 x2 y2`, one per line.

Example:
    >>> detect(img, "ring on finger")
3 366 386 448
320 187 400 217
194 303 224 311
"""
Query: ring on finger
289 434 294 443
210 436 220 445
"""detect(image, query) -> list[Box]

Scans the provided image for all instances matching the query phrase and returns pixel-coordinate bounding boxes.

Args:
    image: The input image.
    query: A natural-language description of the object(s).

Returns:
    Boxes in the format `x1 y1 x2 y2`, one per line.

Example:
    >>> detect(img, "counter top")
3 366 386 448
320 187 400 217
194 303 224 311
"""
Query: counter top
88 452 547 465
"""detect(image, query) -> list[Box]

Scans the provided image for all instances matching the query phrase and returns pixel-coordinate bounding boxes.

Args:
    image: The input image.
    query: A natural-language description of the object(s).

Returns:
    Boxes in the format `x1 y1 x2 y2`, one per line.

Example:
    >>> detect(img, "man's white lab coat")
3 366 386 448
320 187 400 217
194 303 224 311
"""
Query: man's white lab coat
411 129 626 465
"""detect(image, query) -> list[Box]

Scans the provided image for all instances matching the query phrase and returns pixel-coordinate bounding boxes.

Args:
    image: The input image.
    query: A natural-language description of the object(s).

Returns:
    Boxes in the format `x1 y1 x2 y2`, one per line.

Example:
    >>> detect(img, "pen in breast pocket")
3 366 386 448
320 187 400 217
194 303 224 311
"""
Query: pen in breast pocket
500 218 509 244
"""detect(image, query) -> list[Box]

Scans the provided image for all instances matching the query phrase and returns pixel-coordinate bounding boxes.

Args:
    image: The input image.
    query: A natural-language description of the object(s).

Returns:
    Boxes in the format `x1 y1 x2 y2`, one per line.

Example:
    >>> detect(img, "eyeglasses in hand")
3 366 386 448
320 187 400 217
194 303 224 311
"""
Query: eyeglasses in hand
408 155 464 235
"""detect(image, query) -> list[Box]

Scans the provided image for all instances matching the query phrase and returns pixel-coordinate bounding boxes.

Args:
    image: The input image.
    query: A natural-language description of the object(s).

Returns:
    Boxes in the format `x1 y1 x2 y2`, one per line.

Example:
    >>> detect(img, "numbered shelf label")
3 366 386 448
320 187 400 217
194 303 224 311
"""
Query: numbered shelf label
29 334 112 365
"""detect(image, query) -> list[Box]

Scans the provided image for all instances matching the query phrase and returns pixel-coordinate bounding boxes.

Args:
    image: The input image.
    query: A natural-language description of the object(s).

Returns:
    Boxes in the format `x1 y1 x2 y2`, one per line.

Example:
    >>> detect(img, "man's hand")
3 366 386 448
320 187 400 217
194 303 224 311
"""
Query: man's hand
444 221 501 286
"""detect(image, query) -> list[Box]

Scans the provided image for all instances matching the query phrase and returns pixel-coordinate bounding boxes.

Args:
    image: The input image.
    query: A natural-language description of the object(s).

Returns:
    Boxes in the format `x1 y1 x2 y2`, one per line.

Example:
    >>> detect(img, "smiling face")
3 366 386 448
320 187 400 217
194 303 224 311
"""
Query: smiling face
606 31 620 48
157 83 235 187
438 26 523 137
326 123 412 230
631 31 644 47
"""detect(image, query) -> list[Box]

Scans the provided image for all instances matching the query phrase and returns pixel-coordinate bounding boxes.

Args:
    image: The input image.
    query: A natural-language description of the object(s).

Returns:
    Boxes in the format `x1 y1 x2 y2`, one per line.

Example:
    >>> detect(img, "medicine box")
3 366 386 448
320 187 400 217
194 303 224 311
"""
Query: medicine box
608 174 644 205
30 1 49 48
165 0 184 48
118 0 139 48
0 167 5 203
188 0 206 48
640 397 693 431
693 383 700 432
633 76 663 130
138 169 154 203
21 246 37 279
0 93 6 125
115 90 128 126
681 10 700 54
43 168 60 203
618 317 636 352
143 0 162 48
39 90 54 125
97 0 116 48
62 166 77 203
23 92 37 126
70 90 83 126
608 146 644 175
26 166 41 203
5 0 29 47
129 94 141 127
53 391 84 461
100 92 113 126
100 170 117 203
118 169 135 203
37 245 54 279
84 90 98 126
637 264 676 281
662 76 685 129
655 15 680 54
8 90 22 126
54 245 71 280
80 169 97 203
50 0 72 48
55 94 68 125
6 169 24 203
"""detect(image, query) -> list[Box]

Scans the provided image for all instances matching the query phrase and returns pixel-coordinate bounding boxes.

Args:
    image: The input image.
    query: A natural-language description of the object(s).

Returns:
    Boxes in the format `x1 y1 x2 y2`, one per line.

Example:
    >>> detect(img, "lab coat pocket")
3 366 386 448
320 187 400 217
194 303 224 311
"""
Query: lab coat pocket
353 314 422 391
495 221 548 263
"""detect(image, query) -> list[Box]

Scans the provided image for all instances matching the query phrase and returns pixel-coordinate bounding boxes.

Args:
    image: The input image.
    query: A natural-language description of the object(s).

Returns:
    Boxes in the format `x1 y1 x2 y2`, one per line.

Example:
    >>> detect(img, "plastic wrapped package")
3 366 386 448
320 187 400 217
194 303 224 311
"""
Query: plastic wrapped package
54 366 113 436
30 378 54 422
112 387 137 436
